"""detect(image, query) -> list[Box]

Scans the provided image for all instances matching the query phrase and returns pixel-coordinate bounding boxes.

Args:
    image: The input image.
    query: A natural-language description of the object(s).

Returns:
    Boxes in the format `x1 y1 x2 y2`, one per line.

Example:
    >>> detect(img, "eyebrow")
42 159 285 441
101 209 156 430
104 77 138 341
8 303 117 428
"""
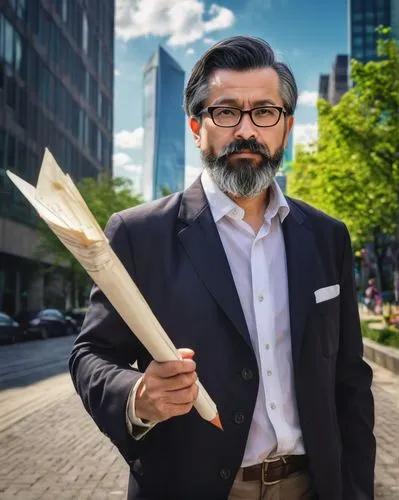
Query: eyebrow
211 97 278 107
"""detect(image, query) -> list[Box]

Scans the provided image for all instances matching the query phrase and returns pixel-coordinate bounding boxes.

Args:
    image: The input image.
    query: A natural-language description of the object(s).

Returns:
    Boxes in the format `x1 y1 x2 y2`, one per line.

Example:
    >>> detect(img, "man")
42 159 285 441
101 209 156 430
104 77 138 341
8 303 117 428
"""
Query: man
70 36 375 500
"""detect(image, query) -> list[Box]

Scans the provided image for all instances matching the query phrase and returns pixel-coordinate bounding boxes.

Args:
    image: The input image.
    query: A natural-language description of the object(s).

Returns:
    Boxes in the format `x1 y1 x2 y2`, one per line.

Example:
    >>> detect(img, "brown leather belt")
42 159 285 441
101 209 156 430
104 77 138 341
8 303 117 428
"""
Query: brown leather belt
242 455 308 485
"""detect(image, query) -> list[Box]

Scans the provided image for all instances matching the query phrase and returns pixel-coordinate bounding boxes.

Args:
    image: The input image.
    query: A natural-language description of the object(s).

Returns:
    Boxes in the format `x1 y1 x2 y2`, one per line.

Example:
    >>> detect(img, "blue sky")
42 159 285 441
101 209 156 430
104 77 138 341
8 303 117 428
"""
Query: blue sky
113 0 348 190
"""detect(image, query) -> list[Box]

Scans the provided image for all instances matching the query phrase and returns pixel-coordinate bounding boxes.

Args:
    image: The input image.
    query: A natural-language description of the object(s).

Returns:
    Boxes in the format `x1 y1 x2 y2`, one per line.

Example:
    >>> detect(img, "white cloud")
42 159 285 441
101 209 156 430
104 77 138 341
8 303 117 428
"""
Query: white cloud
297 91 318 107
293 123 318 150
113 152 132 167
119 163 142 174
186 48 195 55
114 127 144 149
185 164 202 188
115 0 235 47
203 37 216 45
114 68 121 76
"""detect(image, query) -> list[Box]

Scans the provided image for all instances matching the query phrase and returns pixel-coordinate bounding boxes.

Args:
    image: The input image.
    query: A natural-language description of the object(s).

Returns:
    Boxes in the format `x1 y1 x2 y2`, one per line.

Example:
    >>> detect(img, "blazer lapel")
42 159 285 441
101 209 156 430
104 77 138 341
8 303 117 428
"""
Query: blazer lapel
177 178 252 349
283 199 319 367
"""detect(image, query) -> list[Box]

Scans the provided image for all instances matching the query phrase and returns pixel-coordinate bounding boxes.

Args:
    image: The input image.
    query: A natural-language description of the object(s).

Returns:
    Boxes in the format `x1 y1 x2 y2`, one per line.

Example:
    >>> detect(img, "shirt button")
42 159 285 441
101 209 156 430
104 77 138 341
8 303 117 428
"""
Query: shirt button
219 468 231 480
267 370 272 376
265 343 270 350
270 402 276 410
258 294 264 302
241 368 253 380
233 412 245 425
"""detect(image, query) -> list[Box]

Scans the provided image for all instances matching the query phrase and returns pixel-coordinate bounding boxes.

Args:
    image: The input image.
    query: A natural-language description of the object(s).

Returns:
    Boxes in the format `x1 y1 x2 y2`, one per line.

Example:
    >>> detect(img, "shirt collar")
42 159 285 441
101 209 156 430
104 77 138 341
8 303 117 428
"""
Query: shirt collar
201 168 290 224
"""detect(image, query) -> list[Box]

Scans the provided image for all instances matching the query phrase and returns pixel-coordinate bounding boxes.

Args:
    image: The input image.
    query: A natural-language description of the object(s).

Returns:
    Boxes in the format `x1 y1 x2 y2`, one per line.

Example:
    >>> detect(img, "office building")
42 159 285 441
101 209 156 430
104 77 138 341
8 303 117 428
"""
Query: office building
328 55 349 104
318 74 329 101
348 0 399 64
142 46 185 201
0 0 114 314
318 55 349 105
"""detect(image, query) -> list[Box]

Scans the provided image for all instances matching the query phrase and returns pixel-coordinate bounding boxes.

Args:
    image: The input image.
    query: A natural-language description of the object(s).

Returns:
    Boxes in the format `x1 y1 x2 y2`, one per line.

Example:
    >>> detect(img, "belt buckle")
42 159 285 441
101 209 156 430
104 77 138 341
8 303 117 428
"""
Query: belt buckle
261 455 287 486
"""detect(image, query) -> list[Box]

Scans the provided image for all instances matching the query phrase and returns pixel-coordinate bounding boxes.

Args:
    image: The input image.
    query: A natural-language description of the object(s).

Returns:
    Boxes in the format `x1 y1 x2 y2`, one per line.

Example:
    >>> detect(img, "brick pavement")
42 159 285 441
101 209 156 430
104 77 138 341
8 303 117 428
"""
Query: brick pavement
0 363 397 499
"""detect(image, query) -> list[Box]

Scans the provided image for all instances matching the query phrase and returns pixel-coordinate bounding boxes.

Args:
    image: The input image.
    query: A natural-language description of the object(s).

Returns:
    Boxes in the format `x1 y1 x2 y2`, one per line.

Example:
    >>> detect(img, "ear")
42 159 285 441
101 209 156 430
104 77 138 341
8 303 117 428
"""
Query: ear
189 117 201 148
284 115 294 148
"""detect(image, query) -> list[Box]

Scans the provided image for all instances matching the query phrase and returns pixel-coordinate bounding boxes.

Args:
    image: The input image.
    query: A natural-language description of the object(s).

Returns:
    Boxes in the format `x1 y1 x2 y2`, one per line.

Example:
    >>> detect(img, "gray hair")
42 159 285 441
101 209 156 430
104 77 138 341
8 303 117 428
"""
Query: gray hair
184 36 297 117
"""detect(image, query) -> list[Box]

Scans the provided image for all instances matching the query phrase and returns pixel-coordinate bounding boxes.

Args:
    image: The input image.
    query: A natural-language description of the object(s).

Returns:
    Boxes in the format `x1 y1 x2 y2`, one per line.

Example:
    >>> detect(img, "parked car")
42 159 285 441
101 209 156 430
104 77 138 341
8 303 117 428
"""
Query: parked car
64 308 88 332
25 309 78 339
0 312 24 344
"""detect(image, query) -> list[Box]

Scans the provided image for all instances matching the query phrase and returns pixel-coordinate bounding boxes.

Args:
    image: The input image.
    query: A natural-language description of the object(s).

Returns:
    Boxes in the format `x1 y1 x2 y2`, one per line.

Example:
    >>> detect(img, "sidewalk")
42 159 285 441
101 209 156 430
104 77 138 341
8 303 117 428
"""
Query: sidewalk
0 363 398 499
359 306 399 374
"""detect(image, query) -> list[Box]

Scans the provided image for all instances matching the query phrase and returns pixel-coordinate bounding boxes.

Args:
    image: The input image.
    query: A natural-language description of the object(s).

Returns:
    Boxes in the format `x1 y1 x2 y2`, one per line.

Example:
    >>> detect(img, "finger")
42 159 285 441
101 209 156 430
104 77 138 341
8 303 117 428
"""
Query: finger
150 359 196 378
164 372 198 392
163 386 199 405
145 371 197 394
178 348 195 359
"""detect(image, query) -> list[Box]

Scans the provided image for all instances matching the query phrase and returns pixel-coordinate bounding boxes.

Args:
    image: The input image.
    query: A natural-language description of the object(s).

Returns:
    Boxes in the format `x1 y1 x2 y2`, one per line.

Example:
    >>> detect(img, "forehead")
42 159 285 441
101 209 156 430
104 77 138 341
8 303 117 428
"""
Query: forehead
206 67 282 106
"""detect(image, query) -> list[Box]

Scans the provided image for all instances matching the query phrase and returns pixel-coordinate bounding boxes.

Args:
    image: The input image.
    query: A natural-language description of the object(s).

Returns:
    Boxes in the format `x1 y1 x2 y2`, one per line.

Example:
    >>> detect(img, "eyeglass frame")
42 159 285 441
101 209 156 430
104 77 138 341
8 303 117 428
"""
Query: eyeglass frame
197 105 288 128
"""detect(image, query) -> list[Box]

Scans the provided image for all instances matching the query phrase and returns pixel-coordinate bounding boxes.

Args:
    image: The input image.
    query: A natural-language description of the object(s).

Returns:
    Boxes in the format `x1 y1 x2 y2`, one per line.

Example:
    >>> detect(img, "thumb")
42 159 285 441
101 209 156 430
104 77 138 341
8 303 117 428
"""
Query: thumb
178 348 195 360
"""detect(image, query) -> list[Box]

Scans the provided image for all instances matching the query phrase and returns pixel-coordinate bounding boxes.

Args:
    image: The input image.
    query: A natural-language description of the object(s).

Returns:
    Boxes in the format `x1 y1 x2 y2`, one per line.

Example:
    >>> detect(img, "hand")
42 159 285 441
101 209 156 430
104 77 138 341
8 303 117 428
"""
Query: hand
135 348 199 423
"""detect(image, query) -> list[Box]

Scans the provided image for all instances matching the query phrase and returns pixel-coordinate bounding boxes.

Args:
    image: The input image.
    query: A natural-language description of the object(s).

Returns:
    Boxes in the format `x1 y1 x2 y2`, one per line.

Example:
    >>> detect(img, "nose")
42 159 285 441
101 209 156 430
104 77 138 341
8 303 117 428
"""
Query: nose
233 112 259 141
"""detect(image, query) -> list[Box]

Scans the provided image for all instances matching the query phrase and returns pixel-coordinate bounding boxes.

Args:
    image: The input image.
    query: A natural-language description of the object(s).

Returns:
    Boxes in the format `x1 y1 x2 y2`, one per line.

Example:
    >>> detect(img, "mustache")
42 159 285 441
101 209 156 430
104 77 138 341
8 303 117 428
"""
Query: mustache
217 139 271 161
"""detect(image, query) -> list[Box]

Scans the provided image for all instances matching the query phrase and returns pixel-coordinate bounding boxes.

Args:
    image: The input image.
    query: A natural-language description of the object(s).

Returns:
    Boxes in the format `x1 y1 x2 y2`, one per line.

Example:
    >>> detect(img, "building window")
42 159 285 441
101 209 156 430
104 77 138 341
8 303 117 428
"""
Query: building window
2 18 24 74
82 12 89 54
7 134 16 168
6 74 17 109
10 0 27 21
353 36 363 47
18 87 27 128
0 129 5 166
97 129 102 162
85 70 90 101
4 18 14 65
62 0 68 23
0 15 4 59
353 49 364 60
89 75 98 111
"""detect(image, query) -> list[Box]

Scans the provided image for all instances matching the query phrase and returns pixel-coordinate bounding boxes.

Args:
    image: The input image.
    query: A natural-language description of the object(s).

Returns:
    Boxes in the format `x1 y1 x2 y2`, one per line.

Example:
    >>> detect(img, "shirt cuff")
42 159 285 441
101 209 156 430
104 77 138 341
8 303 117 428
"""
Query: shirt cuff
126 376 158 439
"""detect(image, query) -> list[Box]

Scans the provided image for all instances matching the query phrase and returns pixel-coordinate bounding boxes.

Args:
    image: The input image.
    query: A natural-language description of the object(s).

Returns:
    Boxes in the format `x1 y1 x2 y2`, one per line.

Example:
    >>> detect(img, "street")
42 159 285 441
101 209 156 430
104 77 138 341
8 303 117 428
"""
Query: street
0 337 398 499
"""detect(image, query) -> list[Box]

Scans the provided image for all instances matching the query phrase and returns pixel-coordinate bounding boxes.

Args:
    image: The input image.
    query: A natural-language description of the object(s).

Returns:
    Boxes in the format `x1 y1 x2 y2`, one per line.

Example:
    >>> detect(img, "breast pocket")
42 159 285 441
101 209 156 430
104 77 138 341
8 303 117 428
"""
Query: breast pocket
312 295 340 357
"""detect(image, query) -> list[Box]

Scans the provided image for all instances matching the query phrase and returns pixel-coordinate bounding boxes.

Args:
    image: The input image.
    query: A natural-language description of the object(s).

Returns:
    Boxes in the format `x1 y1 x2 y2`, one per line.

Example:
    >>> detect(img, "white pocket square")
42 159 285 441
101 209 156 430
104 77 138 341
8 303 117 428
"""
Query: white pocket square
314 284 340 304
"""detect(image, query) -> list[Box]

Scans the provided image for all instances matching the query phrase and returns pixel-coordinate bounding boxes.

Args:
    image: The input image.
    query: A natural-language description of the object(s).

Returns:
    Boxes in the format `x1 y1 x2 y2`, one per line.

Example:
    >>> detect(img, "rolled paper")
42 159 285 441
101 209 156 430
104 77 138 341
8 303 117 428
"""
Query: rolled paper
7 149 222 429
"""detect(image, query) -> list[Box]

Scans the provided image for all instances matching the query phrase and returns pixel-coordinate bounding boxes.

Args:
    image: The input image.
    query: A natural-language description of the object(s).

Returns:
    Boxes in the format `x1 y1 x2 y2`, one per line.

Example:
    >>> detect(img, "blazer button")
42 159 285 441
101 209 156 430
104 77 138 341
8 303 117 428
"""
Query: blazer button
241 368 253 380
219 468 231 480
234 411 245 424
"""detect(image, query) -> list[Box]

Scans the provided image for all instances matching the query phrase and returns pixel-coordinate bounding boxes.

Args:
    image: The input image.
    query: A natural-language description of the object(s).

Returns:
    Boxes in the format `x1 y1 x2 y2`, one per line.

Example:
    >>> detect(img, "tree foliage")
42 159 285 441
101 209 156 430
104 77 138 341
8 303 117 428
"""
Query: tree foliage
288 29 399 251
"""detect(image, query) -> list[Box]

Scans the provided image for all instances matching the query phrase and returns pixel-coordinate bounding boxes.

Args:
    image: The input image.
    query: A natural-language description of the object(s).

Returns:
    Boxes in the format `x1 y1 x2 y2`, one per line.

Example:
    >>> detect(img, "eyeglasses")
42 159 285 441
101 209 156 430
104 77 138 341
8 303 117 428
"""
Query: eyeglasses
198 106 287 128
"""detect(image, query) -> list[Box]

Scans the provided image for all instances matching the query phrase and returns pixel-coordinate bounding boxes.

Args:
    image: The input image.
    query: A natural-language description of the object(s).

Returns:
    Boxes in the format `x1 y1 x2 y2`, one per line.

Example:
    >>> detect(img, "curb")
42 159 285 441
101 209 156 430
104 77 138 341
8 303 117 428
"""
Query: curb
363 337 399 374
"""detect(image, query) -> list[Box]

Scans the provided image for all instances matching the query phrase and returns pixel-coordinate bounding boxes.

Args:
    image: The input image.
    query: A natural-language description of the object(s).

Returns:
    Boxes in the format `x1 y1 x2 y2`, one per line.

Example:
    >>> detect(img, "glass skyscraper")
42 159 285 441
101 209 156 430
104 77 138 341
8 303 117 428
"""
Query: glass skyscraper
142 46 185 201
349 0 399 64
0 0 114 315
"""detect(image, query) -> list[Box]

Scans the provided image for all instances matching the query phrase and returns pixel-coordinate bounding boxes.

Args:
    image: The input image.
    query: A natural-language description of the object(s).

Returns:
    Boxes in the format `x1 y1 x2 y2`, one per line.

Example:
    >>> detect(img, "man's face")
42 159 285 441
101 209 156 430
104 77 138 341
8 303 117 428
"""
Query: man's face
190 67 294 197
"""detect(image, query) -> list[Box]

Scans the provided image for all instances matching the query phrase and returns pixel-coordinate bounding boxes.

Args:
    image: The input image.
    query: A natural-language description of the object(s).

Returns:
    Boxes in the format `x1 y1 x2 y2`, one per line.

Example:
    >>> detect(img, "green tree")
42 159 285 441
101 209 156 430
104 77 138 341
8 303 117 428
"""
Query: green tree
288 29 399 291
37 173 143 308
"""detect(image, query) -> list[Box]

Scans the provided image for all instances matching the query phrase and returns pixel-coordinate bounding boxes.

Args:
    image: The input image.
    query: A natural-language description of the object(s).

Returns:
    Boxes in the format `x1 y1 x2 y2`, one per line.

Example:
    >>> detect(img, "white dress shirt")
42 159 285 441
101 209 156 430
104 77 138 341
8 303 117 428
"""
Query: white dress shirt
201 169 305 467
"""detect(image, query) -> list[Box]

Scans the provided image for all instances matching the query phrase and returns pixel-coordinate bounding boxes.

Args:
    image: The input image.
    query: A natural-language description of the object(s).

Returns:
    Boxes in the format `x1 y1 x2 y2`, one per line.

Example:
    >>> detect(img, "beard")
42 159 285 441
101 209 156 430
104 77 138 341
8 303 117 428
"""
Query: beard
201 138 284 198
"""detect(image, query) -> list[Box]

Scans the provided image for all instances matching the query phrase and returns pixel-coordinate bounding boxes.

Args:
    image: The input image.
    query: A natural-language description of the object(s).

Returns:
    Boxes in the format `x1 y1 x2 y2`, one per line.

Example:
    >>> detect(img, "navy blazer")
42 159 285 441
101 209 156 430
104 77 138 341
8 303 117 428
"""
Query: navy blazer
69 178 375 500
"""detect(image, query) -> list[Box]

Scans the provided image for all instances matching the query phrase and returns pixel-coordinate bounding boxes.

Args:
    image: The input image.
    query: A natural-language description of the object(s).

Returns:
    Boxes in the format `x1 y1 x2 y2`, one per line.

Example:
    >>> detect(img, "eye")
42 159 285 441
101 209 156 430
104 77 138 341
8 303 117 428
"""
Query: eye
215 108 236 116
255 107 274 116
